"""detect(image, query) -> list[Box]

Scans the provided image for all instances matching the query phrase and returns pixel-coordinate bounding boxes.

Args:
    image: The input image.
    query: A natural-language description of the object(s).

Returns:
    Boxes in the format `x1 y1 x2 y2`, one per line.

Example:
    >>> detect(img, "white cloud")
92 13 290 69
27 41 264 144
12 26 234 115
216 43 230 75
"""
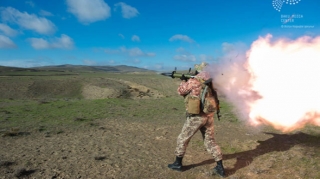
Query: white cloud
108 60 115 64
105 47 155 57
199 54 214 62
104 48 120 54
66 0 111 24
28 34 74 49
221 42 248 53
176 47 185 53
122 47 155 57
169 34 195 43
0 23 18 37
1 7 56 35
0 35 16 48
39 10 53 16
173 54 196 62
220 42 248 61
131 35 140 42
133 59 140 64
153 63 164 70
83 59 97 65
175 47 193 56
82 59 116 66
0 59 53 68
25 1 35 7
28 38 50 49
119 33 125 39
222 42 235 53
114 2 139 19
126 58 140 64
173 47 213 62
51 34 74 49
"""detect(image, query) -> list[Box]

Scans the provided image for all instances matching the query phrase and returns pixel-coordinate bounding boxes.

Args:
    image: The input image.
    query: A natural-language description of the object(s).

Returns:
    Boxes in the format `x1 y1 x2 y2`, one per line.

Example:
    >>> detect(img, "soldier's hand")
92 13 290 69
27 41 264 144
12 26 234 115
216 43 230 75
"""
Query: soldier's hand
180 74 187 81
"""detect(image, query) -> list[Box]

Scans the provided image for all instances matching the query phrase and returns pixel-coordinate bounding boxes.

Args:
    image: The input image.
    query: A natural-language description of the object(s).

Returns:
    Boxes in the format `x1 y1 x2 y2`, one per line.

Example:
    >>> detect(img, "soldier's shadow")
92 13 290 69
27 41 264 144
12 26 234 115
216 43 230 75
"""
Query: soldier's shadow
183 132 320 176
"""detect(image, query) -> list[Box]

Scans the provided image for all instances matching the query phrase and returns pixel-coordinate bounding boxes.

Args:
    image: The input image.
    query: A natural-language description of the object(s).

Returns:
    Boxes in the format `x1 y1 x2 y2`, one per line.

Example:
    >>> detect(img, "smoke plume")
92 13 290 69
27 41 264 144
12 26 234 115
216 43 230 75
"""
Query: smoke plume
206 34 320 132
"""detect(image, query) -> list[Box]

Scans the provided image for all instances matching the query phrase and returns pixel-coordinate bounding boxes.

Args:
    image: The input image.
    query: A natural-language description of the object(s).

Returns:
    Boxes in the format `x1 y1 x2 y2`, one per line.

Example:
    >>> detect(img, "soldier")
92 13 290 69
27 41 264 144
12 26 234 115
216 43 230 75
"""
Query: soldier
168 62 225 177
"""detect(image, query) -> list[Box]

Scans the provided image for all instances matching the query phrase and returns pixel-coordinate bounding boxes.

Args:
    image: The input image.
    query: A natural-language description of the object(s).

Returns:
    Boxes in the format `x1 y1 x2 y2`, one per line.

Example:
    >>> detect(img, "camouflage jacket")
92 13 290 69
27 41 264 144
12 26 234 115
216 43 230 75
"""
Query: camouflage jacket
177 71 216 115
177 71 210 97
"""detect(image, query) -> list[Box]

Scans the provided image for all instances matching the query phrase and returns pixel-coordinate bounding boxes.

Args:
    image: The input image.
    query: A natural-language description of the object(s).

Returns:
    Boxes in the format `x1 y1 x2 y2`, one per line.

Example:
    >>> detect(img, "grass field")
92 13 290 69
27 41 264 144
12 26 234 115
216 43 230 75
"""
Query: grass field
1 68 320 179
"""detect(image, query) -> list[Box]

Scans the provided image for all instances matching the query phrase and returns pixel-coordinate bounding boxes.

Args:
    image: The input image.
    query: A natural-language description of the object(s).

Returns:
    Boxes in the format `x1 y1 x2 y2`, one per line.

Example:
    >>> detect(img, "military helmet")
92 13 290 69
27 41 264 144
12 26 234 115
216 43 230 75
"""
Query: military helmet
194 62 208 72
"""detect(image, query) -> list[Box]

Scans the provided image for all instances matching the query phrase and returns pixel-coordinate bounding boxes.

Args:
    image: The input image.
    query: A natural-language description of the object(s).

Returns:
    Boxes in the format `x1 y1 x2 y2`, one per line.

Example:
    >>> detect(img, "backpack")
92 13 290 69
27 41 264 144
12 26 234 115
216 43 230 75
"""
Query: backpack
185 78 218 115
200 84 217 114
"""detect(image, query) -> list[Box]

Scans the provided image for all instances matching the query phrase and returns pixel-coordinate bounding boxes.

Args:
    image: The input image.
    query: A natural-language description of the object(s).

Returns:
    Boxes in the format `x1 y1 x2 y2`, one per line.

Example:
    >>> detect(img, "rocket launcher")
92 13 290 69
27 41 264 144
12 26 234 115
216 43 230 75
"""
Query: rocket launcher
161 67 198 80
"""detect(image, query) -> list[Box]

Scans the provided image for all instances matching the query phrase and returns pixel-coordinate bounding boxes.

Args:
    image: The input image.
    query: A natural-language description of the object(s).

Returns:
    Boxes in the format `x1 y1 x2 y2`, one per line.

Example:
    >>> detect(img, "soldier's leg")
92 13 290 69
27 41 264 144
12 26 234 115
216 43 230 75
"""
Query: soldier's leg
200 115 222 161
200 115 225 177
200 126 205 140
174 115 205 157
168 115 205 171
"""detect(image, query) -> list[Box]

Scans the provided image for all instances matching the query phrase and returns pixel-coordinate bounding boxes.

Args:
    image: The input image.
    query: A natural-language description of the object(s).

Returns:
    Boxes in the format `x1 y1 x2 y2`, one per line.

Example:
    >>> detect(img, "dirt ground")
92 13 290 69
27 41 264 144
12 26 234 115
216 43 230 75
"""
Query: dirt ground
0 116 248 179
2 113 319 179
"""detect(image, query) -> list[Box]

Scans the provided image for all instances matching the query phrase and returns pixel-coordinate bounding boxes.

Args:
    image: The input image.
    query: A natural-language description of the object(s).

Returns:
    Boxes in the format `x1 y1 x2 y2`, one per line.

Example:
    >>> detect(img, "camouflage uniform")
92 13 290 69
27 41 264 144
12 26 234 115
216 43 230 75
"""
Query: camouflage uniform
175 71 222 162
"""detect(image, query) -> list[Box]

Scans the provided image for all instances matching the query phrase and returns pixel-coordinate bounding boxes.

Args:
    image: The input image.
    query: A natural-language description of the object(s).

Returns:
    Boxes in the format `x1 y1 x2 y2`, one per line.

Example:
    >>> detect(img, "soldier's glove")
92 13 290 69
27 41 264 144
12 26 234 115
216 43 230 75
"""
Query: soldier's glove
180 74 187 81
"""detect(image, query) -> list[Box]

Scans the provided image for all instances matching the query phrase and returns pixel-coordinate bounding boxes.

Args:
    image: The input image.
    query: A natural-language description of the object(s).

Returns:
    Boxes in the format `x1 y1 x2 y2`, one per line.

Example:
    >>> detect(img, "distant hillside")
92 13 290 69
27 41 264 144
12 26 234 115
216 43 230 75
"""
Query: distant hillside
34 64 153 72
0 66 40 72
0 64 154 73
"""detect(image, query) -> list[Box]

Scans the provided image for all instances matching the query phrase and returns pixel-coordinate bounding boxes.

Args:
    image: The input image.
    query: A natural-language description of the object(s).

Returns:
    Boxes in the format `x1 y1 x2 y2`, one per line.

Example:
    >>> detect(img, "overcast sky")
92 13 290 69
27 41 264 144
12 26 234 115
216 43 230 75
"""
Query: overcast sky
0 0 319 71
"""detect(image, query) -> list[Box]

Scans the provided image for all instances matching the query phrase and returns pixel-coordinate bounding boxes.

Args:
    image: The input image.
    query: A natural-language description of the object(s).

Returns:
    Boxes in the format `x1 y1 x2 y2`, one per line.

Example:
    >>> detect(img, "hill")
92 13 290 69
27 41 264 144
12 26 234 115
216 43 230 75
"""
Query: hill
0 64 154 73
33 64 154 73
0 66 40 72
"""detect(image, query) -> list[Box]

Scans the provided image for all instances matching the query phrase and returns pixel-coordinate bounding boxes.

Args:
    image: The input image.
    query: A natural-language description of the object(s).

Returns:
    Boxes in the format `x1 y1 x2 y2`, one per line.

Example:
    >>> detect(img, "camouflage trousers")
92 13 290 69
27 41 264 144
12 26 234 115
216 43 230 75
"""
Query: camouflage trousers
174 113 223 162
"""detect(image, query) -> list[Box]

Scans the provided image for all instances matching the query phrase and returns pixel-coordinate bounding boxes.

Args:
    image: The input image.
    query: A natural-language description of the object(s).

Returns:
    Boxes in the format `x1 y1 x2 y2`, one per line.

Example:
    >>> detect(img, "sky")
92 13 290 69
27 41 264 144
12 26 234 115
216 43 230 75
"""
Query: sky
0 0 319 71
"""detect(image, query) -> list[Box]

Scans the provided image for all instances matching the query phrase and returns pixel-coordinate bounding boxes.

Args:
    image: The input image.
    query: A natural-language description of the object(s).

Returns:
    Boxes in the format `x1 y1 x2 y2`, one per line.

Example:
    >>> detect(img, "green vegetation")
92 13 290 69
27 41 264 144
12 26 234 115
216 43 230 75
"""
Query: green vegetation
219 99 239 122
0 66 185 132
0 97 185 130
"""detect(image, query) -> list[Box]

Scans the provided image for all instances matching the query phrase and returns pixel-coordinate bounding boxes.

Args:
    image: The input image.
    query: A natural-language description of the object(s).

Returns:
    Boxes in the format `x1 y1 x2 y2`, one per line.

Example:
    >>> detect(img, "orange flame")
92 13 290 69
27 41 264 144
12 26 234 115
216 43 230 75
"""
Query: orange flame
208 34 320 132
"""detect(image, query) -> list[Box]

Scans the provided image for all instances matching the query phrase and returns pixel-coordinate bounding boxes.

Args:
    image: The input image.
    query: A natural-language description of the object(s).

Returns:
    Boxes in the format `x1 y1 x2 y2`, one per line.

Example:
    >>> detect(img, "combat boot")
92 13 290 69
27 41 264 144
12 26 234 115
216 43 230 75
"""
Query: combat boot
168 156 183 171
213 160 225 177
